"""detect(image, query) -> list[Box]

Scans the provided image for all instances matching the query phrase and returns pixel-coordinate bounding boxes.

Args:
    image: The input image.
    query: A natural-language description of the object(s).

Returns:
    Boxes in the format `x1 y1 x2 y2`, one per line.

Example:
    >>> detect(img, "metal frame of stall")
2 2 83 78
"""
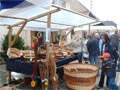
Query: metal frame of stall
0 5 98 90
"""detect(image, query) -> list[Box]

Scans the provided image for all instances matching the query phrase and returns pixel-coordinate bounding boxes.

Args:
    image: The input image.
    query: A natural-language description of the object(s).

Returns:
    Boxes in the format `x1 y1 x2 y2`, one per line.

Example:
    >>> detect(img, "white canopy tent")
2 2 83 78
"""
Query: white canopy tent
0 0 98 31
0 0 90 15
0 0 99 87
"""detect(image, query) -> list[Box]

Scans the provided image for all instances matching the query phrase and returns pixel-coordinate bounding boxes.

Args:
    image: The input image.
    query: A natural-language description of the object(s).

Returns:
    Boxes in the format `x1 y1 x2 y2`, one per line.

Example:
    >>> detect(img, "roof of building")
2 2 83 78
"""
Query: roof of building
93 21 117 28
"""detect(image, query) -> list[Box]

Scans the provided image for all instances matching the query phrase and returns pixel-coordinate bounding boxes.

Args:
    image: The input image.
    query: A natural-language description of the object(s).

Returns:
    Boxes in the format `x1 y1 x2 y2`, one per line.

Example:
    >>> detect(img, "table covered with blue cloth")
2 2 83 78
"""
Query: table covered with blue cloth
6 55 78 75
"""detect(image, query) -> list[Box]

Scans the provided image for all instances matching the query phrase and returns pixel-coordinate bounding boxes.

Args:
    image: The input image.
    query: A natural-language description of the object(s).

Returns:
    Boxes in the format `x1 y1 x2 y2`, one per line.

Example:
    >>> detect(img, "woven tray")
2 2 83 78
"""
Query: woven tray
64 63 98 90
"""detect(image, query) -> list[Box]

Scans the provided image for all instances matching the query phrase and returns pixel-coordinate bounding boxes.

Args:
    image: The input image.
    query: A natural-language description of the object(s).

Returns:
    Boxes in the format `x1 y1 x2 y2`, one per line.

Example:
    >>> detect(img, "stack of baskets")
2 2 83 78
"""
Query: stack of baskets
7 48 35 59
21 50 34 57
7 48 21 58
64 63 98 90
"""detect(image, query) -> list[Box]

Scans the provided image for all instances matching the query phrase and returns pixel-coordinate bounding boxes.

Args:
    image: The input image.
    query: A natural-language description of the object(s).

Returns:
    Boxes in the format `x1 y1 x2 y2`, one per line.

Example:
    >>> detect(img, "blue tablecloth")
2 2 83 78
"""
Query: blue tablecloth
6 55 78 75
6 58 34 75
56 55 78 67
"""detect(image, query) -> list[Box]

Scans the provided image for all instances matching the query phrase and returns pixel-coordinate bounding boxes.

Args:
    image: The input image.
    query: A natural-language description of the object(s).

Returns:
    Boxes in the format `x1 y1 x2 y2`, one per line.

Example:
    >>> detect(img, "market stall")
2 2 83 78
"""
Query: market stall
0 1 98 89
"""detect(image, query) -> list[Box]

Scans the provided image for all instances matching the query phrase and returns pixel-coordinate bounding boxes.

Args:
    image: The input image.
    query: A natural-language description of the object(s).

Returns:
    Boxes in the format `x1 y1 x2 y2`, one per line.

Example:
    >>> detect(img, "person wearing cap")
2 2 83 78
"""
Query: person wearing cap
100 53 120 90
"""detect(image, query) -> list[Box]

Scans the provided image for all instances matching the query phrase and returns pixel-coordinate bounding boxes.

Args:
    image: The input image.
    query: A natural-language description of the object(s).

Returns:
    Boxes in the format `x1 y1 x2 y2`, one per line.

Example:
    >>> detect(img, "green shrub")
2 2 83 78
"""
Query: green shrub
1 33 29 60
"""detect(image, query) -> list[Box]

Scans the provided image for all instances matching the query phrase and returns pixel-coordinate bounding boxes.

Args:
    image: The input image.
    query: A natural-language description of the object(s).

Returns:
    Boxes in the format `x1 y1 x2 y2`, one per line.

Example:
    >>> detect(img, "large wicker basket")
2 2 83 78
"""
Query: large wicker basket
64 63 98 90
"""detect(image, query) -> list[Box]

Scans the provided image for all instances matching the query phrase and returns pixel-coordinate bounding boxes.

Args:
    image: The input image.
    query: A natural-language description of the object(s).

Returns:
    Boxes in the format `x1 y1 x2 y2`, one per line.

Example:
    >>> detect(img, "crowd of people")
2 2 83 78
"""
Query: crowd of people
31 31 120 90
86 32 120 90
66 31 120 90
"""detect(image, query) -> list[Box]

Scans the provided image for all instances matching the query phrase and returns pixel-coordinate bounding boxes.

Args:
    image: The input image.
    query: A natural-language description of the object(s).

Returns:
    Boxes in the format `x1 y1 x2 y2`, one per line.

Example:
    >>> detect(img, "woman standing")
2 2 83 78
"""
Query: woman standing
97 33 115 89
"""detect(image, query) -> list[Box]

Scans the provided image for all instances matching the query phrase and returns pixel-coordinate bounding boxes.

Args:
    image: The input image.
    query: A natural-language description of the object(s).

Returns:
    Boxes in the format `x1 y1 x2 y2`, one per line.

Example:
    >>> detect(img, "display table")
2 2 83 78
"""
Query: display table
6 55 78 75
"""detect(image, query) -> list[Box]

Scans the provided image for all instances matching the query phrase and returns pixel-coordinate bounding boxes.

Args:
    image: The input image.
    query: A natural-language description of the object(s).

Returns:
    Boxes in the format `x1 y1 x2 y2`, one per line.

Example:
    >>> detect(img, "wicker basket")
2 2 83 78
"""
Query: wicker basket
21 50 34 57
7 48 21 58
64 63 98 90
7 48 35 59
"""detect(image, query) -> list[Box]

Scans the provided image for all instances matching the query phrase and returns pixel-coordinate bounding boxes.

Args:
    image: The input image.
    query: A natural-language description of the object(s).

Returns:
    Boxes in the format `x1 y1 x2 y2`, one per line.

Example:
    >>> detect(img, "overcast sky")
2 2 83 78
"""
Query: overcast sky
78 0 120 29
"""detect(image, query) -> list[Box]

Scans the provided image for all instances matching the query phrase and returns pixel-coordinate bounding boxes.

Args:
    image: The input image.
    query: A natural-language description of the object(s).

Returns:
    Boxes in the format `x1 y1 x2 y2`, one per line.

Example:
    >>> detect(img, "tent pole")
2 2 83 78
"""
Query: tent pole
63 27 74 40
10 22 27 47
66 30 72 37
8 26 12 48
8 26 12 83
51 32 56 42
62 30 72 40
88 24 91 34
52 0 55 4
46 13 51 89
59 30 62 40
33 38 38 90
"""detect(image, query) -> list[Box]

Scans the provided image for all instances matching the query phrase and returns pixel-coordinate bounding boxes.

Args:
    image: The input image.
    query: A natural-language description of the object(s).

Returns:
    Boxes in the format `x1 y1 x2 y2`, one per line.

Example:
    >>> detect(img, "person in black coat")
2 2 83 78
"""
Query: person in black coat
97 33 115 89
87 35 100 75
110 31 119 65
110 31 119 50
87 35 99 64
100 53 120 90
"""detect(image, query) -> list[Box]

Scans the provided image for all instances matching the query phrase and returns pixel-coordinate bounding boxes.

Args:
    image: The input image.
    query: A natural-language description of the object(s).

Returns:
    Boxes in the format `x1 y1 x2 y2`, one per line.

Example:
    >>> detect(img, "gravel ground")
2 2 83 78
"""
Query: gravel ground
0 64 109 90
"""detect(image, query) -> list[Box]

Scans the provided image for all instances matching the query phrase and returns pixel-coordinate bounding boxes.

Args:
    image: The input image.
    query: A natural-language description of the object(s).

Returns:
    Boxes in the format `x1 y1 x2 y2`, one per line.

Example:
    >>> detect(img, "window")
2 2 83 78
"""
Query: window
54 0 66 7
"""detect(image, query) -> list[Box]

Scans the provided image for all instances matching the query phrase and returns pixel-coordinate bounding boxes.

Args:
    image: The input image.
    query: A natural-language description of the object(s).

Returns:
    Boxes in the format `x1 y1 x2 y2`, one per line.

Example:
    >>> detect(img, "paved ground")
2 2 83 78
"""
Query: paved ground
0 64 108 90
0 64 8 87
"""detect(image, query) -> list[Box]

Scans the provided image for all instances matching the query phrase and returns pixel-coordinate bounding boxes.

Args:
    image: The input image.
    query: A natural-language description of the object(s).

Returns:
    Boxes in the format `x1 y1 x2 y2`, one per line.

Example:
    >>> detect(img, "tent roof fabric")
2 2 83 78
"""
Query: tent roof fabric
0 0 98 31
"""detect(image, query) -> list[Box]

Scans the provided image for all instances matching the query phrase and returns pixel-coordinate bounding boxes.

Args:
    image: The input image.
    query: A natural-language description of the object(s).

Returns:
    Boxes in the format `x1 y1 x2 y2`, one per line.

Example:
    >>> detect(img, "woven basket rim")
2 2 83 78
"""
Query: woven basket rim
64 63 98 72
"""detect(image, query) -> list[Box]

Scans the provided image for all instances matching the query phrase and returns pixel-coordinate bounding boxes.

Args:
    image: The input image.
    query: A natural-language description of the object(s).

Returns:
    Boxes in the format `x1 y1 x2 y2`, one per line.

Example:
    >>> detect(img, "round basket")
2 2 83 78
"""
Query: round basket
64 63 98 90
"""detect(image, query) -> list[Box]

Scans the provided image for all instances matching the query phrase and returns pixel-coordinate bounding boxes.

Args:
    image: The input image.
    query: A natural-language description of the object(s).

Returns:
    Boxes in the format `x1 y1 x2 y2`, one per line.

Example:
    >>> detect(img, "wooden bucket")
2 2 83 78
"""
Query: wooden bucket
64 63 98 90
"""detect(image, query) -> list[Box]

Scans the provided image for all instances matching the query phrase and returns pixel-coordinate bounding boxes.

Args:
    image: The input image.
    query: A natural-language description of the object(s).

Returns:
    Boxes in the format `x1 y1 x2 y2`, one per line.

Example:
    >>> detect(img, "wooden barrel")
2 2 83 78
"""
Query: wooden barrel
64 63 98 90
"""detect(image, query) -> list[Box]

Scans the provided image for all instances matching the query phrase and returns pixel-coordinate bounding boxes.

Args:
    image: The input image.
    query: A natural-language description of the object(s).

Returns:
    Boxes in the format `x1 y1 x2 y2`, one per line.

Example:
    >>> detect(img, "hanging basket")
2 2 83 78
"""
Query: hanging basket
64 63 98 90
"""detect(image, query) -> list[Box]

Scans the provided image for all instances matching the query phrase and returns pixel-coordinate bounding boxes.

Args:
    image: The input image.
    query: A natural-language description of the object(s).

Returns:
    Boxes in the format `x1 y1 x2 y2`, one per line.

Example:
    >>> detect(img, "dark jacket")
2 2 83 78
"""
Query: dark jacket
87 38 99 56
102 59 116 77
102 42 114 59
110 34 119 50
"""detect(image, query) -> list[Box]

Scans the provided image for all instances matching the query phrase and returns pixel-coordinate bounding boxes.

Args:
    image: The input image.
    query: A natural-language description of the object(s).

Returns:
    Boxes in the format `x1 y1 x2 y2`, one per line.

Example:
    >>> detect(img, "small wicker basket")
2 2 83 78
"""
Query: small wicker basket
7 48 21 58
64 63 98 90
